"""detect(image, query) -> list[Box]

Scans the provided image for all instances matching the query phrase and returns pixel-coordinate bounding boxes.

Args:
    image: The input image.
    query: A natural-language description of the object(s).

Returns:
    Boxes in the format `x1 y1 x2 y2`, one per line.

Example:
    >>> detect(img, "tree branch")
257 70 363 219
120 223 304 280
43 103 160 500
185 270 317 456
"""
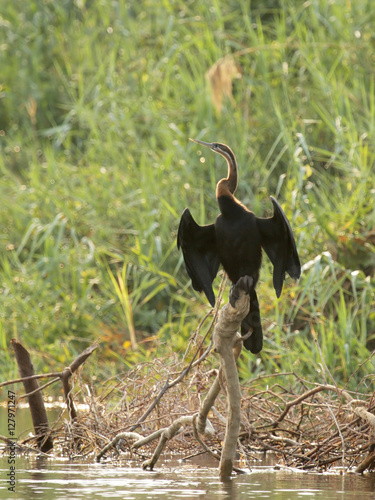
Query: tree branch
212 278 250 480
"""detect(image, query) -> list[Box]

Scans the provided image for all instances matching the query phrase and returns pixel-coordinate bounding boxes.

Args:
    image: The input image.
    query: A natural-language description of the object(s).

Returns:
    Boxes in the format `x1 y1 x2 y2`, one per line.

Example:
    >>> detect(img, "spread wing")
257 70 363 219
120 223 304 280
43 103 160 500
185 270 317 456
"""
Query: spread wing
177 208 221 306
257 196 301 298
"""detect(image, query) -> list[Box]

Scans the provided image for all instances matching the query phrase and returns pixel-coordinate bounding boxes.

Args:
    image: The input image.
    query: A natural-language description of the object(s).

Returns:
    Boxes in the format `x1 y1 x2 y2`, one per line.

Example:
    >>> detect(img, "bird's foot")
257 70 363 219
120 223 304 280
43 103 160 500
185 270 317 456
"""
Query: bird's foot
229 275 254 308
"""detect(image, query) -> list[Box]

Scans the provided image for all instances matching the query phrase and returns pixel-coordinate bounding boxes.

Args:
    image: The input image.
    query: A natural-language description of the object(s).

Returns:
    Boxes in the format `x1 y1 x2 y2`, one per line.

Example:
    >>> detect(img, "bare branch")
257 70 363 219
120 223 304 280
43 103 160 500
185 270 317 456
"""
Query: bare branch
212 281 250 480
273 384 353 426
0 372 61 388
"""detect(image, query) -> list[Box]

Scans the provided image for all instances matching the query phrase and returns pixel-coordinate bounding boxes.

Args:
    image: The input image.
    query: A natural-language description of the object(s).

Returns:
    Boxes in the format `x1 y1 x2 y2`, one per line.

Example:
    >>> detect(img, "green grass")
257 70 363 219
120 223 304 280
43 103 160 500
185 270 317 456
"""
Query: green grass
0 0 374 390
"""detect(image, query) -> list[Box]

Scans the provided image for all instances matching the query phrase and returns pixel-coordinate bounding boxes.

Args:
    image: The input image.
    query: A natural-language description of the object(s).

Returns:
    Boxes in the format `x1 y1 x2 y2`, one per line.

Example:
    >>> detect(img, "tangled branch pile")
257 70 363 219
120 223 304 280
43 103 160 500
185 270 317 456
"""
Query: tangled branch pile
15 348 375 474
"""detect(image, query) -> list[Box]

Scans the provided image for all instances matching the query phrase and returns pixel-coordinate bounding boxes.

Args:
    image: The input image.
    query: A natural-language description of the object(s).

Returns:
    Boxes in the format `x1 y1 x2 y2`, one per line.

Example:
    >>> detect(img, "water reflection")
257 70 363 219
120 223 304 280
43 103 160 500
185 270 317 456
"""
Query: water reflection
0 454 374 500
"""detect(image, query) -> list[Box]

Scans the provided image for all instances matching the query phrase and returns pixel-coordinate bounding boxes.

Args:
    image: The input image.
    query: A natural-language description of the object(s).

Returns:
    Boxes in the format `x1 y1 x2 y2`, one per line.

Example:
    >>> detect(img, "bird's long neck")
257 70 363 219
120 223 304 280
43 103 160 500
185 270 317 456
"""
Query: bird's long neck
215 149 238 199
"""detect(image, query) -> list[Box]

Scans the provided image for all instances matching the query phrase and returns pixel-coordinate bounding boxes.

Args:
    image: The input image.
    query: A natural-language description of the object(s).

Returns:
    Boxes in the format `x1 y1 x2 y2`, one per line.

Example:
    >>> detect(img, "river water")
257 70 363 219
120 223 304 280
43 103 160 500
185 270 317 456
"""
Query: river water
0 454 374 499
1 406 374 498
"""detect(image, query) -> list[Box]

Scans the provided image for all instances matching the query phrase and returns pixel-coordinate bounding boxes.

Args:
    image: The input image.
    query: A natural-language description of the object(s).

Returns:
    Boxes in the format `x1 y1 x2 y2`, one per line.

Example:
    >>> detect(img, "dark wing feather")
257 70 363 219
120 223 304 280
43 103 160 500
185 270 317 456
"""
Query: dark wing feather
257 196 301 298
177 208 220 306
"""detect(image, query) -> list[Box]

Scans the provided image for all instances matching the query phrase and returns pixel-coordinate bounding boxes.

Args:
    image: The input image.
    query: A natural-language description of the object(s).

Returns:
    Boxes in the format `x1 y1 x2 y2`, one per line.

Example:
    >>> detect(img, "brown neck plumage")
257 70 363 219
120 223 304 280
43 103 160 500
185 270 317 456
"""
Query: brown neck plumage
215 147 238 199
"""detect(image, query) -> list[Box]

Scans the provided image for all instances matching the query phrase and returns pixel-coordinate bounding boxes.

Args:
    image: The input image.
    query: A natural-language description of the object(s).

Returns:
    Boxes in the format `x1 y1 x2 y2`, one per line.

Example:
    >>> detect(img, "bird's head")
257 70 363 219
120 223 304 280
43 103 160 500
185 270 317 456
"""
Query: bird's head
189 138 232 157
189 138 238 195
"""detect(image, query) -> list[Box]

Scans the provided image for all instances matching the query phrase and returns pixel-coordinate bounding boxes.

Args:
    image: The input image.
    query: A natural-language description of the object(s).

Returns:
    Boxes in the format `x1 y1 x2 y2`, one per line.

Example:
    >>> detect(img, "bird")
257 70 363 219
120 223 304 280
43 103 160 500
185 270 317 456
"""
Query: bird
177 138 301 354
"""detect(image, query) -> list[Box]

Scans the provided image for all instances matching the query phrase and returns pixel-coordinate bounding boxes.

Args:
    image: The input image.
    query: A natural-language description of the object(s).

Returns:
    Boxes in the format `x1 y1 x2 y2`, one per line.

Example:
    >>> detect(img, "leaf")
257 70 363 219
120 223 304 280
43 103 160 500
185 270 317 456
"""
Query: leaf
206 56 241 114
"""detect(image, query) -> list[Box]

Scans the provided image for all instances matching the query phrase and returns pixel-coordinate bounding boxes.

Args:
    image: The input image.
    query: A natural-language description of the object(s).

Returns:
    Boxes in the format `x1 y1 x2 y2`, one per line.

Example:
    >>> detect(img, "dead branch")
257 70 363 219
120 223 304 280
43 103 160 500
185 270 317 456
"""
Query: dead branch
96 278 250 477
181 274 224 362
11 339 54 453
142 415 199 470
5 343 98 395
356 452 375 474
0 372 61 388
196 372 221 434
17 377 61 399
7 339 99 454
212 278 250 481
273 384 353 426
95 368 218 465
96 431 146 461
353 406 375 431
128 305 218 433
60 343 99 421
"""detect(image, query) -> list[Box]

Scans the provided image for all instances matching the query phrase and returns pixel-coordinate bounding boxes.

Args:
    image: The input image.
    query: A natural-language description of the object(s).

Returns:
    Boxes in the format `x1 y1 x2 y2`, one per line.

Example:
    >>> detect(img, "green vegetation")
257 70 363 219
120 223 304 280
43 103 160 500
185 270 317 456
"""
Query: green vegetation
1 0 374 390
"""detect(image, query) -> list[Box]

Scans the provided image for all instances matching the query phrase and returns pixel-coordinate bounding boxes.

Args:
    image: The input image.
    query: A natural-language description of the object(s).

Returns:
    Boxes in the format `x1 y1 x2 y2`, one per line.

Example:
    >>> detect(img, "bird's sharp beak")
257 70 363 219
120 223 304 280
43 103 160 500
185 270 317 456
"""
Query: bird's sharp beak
189 138 214 149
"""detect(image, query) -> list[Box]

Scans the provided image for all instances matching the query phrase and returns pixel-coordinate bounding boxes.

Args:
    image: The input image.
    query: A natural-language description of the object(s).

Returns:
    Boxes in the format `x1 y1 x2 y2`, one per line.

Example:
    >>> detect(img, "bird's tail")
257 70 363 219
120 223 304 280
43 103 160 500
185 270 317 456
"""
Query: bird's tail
241 289 263 354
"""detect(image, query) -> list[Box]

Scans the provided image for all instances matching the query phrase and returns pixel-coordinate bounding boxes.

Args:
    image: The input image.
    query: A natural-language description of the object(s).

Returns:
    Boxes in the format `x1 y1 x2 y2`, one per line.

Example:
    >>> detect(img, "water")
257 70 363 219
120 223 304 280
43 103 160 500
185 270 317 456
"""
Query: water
0 455 374 499
1 406 374 498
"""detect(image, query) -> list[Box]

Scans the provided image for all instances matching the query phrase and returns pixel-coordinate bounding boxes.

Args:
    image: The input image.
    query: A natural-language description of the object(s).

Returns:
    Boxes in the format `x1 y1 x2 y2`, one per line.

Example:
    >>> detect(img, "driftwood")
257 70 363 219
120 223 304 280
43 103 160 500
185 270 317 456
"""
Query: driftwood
11 339 53 453
211 278 250 480
353 406 375 473
97 277 251 480
59 344 99 421
6 340 98 451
